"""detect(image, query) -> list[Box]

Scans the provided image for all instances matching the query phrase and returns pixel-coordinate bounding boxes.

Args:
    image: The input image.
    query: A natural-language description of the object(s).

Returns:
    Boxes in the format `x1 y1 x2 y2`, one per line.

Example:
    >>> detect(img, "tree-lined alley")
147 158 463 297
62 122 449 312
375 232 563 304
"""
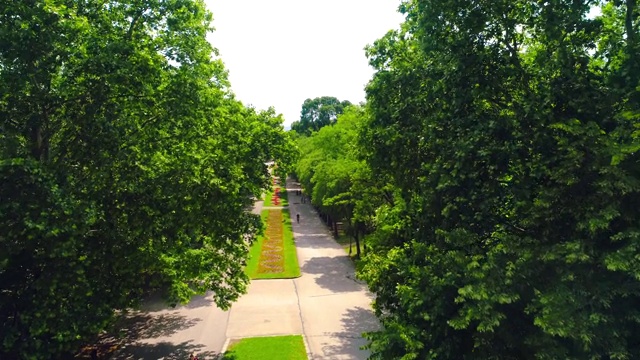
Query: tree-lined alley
3 0 640 358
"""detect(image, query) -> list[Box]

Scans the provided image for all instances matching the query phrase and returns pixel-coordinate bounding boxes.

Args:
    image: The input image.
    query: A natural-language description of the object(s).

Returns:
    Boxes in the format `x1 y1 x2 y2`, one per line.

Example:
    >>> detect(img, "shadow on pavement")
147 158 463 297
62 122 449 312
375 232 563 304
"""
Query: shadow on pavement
320 306 380 359
181 294 215 309
88 313 205 359
292 235 341 250
140 292 216 313
114 312 202 341
301 256 364 293
114 340 219 360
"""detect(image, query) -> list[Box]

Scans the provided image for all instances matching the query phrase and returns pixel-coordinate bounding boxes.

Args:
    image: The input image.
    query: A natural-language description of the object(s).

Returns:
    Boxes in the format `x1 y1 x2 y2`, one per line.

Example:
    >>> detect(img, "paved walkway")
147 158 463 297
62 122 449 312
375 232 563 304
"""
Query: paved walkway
113 178 378 359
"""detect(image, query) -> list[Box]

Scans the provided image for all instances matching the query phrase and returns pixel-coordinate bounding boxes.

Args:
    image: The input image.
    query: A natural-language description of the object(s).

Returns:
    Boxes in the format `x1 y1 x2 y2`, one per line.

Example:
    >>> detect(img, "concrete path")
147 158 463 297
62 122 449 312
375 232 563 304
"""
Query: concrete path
290 180 378 359
110 292 229 359
112 180 378 359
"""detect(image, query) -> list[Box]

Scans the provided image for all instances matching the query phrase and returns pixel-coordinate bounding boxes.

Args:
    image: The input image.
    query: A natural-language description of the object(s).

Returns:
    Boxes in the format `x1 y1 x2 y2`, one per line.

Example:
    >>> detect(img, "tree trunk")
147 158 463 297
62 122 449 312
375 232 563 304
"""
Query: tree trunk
354 229 361 258
626 0 637 52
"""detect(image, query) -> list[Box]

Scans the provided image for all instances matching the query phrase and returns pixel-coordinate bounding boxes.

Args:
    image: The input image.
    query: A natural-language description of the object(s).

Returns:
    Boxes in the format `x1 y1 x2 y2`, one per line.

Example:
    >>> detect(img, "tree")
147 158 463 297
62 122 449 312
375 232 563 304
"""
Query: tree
0 0 293 358
290 96 352 135
294 106 385 257
359 0 640 358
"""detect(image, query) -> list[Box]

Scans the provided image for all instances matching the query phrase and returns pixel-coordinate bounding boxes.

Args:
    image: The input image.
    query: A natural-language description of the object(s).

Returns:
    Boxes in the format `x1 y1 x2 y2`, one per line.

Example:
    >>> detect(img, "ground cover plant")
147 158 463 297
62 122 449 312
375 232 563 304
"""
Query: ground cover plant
245 209 300 279
222 335 307 360
258 210 285 274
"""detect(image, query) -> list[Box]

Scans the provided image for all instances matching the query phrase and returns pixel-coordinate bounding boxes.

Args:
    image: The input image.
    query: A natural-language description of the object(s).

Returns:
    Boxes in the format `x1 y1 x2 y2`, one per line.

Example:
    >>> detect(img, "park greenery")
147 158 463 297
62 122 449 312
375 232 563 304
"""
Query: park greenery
294 0 640 358
0 0 294 358
4 0 640 358
222 335 308 360
295 105 385 258
263 181 288 207
244 209 300 279
290 96 352 135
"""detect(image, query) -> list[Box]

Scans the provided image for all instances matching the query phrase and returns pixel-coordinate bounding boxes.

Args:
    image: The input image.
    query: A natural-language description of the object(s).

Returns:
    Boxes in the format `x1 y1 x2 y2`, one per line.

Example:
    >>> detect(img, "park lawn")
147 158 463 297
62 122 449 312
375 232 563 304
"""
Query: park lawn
262 190 273 206
245 209 300 279
222 335 307 360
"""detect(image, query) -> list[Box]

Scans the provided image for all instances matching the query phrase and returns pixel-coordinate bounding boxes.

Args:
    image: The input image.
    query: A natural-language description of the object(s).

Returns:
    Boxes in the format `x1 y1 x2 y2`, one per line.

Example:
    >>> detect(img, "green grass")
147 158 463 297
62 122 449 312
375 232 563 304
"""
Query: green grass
279 188 289 206
263 186 288 207
262 190 273 205
222 335 308 360
245 209 300 279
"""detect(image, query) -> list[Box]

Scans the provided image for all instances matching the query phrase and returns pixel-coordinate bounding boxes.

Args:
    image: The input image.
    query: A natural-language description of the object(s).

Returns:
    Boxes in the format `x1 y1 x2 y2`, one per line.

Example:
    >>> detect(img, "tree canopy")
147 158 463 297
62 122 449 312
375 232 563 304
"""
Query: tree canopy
359 0 640 358
290 96 352 135
294 0 640 358
0 0 294 358
294 106 385 256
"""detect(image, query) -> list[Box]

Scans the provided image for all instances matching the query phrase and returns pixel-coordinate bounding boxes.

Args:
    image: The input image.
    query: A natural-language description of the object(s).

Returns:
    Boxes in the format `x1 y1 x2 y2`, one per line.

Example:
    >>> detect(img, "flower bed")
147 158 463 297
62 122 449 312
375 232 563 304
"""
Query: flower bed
257 209 285 274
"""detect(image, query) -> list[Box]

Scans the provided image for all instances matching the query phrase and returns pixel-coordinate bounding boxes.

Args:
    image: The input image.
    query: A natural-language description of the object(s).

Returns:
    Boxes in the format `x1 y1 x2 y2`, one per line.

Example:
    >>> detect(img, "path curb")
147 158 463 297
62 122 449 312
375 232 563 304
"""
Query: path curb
302 334 313 360
220 337 231 354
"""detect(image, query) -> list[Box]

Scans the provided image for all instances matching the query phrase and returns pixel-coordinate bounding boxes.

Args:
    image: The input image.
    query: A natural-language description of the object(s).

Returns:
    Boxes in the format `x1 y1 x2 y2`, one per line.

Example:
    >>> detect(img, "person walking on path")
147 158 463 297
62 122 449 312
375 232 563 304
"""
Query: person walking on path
296 213 300 223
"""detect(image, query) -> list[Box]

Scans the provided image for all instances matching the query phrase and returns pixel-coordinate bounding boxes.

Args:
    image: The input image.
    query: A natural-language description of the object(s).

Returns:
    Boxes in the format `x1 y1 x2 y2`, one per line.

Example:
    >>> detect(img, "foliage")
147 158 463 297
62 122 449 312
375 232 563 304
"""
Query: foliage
221 335 308 360
358 0 640 359
0 0 294 358
295 106 387 256
290 96 352 135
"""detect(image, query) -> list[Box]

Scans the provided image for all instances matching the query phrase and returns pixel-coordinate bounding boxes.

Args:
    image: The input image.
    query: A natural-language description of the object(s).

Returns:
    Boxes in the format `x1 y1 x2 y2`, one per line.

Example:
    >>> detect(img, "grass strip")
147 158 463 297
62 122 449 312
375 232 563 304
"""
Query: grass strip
244 211 269 278
222 335 308 360
278 187 289 206
245 209 300 279
263 190 273 205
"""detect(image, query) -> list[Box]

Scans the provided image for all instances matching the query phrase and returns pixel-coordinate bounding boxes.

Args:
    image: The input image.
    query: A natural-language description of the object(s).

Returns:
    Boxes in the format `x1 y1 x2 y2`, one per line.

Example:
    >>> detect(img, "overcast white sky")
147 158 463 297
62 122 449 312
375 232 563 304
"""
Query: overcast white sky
204 0 405 128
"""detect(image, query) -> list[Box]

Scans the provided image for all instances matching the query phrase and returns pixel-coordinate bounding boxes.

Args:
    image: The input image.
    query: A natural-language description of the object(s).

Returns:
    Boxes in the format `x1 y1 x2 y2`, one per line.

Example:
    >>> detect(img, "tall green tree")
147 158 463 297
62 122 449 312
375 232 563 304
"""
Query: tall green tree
0 0 293 358
360 0 640 358
290 96 352 135
295 106 385 256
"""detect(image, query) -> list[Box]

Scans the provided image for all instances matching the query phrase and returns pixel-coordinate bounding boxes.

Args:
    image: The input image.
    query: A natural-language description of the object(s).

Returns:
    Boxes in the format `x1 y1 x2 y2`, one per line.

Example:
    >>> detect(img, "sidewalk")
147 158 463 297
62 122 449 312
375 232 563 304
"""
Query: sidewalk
287 178 379 359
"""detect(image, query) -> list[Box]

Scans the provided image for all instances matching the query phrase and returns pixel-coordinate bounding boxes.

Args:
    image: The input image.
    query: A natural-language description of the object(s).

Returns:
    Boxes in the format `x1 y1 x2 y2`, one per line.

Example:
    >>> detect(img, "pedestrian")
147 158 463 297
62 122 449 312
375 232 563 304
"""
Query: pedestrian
296 213 300 223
